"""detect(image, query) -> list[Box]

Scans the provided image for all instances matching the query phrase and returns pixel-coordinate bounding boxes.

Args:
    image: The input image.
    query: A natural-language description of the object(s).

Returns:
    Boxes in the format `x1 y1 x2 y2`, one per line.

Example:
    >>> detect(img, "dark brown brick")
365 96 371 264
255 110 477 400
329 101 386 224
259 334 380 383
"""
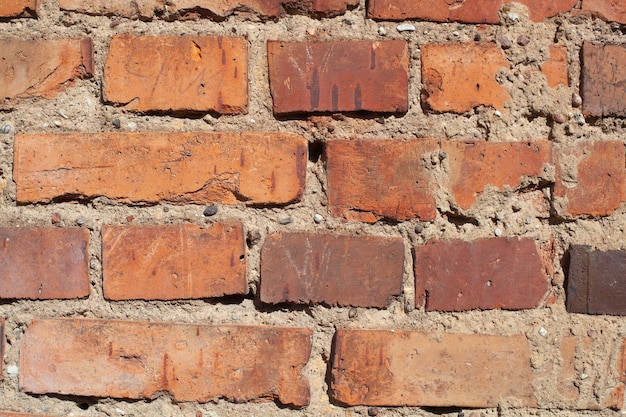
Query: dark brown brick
567 245 626 315
268 40 408 114
0 228 90 300
581 42 626 117
21 318 312 407
414 238 550 311
330 329 537 407
103 222 246 300
260 233 404 308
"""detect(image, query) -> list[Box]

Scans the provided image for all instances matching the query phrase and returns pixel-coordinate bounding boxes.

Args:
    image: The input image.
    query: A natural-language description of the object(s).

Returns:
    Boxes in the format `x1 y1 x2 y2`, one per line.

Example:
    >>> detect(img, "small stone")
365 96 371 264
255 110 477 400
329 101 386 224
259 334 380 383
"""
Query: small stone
405 299 415 312
538 327 548 337
573 113 585 125
278 217 293 225
474 33 481 41
76 216 87 226
51 213 61 224
112 118 121 129
572 93 582 107
453 31 460 37
517 35 530 46
349 308 358 319
314 213 324 224
247 230 262 247
203 205 218 217
499 35 512 49
507 12 520 22
438 151 448 160
415 224 424 233
127 121 137 131
494 110 502 117
397 23 416 32
0 124 11 134
378 27 387 36
494 227 502 237
231 315 239 320
552 113 566 124
53 120 62 127
115 408 125 416
343 18 353 25
525 217 531 225
368 407 379 416
7 365 18 376
580 373 589 380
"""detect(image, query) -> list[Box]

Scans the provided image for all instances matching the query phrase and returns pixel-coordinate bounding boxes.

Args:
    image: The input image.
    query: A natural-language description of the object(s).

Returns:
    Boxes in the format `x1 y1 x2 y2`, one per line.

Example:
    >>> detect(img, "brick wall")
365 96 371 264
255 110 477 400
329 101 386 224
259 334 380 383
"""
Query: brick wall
1 1 626 416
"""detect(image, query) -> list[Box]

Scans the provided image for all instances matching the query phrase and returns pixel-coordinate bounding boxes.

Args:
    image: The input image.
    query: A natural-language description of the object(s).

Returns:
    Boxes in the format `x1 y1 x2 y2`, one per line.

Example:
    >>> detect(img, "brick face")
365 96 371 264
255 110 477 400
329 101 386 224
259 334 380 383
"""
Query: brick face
20 319 312 407
582 0 626 23
260 233 404 307
581 42 626 117
14 132 307 205
541 45 569 88
268 40 409 114
325 139 438 222
103 222 246 300
0 38 93 105
0 0 37 17
330 330 537 407
0 228 90 300
104 35 247 113
421 43 511 113
414 238 550 311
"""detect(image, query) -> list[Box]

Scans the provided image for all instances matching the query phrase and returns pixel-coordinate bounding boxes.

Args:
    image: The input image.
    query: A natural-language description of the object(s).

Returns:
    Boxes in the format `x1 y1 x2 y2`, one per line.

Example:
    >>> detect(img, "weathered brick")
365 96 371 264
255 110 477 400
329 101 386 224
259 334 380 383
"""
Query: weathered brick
268 40 408 114
0 228 89 300
331 330 536 407
567 245 626 315
581 42 626 117
59 0 358 19
442 140 552 210
553 141 625 216
326 139 438 222
368 0 576 22
260 233 403 308
582 0 626 23
421 43 511 113
414 238 550 311
0 0 37 17
0 38 93 105
104 35 247 113
541 45 569 88
14 132 306 205
103 222 246 300
21 318 312 407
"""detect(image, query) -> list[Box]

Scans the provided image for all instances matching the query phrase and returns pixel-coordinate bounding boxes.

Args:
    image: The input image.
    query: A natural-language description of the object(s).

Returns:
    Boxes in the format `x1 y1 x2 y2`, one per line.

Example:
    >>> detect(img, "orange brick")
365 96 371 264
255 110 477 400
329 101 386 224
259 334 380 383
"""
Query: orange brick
268 40 408 114
0 38 93 105
330 330 537 407
554 141 625 216
0 0 37 17
104 35 247 113
59 0 358 18
21 318 312 407
260 233 404 307
442 140 552 210
14 132 306 205
326 139 438 222
368 0 577 22
421 43 511 113
414 238 550 311
103 222 246 300
541 45 569 87
0 228 89 300
582 0 626 23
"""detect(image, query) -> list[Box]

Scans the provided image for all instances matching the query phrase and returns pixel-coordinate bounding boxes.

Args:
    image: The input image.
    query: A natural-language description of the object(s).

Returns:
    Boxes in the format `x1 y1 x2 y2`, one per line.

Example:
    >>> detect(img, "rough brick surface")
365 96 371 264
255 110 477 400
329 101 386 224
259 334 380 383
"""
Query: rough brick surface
582 0 626 23
326 139 438 222
268 40 408 114
542 45 569 87
260 233 404 307
103 222 246 300
421 43 511 113
21 318 312 407
414 238 550 311
331 330 536 407
367 0 577 22
0 228 90 300
553 141 625 216
0 38 93 105
0 0 37 17
442 140 552 210
14 132 306 205
104 35 247 113
581 42 626 117
59 0 358 18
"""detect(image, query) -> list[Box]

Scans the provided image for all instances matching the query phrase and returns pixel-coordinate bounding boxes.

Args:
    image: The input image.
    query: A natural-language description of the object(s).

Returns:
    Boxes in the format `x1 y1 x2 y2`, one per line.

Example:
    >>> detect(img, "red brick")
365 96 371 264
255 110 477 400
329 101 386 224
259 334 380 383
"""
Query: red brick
103 222 246 300
326 139 438 222
414 238 550 311
442 140 552 210
553 141 625 216
0 0 37 17
421 43 511 113
0 38 93 106
59 0 358 18
541 45 569 88
268 40 408 114
330 330 536 407
581 42 626 117
367 0 576 22
0 228 89 300
21 318 312 407
14 132 306 205
104 35 247 113
260 233 404 308
582 0 626 23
